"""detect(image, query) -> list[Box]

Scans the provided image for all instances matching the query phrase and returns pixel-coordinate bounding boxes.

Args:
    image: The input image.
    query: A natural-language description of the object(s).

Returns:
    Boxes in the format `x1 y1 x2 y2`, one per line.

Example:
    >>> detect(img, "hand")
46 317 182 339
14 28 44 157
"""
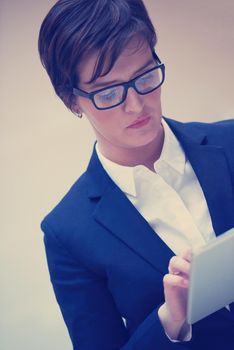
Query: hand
158 248 192 339
163 248 192 322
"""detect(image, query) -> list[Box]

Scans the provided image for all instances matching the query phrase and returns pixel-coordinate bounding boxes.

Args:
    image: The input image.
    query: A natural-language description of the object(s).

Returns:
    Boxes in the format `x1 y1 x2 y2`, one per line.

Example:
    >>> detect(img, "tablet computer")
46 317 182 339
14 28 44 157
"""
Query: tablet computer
187 227 234 324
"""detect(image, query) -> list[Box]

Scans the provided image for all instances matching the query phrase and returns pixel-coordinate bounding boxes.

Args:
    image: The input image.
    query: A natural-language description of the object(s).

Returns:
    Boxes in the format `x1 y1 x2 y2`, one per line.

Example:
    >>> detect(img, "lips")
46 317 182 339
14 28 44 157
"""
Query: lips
127 116 151 129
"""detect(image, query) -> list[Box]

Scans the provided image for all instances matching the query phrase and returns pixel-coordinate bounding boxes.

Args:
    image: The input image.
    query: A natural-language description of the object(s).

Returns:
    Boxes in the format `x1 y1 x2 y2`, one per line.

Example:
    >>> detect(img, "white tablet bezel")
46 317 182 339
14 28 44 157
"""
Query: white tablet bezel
187 228 234 324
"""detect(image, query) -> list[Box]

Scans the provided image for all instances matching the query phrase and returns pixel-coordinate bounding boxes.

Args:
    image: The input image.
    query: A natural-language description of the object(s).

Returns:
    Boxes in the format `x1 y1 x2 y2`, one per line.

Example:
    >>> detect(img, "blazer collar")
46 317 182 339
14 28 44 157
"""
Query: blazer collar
165 117 234 235
86 145 174 274
85 118 234 273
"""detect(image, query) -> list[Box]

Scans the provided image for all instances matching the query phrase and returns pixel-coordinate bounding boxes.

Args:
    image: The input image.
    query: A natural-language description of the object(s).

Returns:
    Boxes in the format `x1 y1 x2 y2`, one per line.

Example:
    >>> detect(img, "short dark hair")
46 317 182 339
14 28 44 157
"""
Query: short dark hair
38 0 157 113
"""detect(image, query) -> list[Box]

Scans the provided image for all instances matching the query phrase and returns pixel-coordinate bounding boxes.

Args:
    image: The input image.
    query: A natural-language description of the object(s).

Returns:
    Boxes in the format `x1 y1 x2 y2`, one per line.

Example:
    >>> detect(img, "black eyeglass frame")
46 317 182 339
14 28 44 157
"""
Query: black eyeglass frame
72 52 165 110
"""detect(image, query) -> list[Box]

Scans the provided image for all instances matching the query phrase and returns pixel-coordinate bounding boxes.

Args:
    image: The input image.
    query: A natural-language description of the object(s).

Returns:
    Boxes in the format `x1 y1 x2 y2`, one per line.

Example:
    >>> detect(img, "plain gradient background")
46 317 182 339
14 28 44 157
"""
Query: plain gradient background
1 1 233 349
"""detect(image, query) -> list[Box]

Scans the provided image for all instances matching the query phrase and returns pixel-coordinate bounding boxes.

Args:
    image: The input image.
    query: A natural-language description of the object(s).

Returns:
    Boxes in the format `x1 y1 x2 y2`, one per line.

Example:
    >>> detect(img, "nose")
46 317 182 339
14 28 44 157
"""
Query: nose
123 87 144 114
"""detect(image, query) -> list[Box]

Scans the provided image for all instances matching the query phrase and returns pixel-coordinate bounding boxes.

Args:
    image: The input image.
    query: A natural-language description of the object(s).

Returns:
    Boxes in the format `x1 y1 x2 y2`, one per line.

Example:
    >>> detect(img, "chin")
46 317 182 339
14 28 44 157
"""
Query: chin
127 133 160 149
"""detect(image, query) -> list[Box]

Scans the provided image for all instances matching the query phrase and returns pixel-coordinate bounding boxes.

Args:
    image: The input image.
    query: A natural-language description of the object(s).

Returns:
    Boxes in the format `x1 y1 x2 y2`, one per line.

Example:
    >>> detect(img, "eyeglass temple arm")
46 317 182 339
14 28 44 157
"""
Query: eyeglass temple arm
73 87 90 97
153 51 162 64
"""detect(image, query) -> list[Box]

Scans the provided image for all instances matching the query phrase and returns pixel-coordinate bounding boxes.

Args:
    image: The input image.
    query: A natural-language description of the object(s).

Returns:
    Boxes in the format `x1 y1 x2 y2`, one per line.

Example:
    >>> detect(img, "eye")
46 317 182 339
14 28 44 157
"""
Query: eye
100 90 117 101
94 86 124 108
138 73 154 84
135 68 162 93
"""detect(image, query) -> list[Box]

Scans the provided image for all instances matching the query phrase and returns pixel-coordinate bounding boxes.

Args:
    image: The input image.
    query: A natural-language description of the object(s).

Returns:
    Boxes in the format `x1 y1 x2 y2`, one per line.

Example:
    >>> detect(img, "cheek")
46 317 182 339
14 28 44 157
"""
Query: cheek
78 97 94 115
81 100 119 130
146 88 161 107
79 99 102 123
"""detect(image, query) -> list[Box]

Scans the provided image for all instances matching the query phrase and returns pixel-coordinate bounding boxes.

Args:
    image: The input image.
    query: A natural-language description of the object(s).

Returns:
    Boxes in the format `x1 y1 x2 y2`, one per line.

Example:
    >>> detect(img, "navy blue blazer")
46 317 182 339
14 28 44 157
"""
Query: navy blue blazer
41 118 234 350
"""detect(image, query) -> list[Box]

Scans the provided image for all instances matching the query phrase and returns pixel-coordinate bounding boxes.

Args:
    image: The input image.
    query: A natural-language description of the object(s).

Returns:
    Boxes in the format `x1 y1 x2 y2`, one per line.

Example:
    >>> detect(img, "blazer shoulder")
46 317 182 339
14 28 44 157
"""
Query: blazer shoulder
41 171 91 234
166 117 234 146
199 118 234 147
195 118 234 133
182 118 234 176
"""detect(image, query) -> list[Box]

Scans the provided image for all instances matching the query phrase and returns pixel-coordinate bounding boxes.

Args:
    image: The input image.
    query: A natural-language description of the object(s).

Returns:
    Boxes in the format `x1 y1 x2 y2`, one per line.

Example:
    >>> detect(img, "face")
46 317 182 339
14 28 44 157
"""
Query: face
75 38 163 162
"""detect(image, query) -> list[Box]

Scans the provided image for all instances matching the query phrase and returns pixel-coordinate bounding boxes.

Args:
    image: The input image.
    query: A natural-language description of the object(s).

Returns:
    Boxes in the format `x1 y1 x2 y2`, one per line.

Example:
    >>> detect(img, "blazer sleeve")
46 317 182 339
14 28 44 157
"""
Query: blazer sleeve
41 220 190 350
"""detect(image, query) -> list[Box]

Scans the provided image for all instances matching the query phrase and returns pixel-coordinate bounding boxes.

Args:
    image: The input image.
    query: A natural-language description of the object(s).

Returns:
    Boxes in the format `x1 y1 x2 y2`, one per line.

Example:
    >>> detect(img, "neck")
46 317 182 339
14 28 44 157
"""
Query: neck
98 125 164 171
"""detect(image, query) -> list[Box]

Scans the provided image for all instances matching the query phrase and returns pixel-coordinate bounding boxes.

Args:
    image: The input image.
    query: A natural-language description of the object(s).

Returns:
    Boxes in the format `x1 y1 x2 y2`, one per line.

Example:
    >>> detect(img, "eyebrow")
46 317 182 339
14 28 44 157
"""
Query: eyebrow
85 57 155 89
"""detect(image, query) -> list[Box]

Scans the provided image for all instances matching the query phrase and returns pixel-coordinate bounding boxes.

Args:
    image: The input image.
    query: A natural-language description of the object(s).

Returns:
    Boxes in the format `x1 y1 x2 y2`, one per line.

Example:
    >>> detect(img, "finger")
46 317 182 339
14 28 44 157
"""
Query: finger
163 273 189 289
168 256 191 277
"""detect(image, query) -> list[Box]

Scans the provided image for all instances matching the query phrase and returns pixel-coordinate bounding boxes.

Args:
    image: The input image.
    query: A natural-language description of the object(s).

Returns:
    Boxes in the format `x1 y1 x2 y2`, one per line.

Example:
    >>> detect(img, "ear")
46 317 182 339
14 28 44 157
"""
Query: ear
72 102 83 118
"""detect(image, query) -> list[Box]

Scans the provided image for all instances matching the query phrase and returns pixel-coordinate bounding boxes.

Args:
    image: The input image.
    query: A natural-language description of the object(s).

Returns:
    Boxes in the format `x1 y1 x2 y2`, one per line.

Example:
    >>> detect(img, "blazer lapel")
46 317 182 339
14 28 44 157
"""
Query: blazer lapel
166 118 234 236
85 115 234 274
86 145 174 275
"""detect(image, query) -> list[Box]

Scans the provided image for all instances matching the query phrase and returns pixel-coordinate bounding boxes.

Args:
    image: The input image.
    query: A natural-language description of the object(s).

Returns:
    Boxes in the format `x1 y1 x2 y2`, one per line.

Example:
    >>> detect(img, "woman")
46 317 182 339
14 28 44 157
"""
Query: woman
38 1 234 349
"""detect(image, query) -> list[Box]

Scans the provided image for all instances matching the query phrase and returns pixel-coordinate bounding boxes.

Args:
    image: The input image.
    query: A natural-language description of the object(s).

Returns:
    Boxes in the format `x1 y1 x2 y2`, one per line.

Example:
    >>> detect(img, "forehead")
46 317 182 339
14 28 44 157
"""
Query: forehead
77 38 154 87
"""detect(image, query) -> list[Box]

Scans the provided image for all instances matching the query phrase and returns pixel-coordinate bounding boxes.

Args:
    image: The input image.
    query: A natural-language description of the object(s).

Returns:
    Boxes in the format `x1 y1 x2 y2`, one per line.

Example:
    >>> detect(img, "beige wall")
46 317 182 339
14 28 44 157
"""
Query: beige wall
1 1 233 349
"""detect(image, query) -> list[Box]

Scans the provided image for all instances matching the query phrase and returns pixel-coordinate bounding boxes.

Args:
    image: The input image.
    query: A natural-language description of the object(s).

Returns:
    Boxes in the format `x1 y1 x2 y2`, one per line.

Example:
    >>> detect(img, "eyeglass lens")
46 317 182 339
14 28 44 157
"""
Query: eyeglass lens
93 67 163 109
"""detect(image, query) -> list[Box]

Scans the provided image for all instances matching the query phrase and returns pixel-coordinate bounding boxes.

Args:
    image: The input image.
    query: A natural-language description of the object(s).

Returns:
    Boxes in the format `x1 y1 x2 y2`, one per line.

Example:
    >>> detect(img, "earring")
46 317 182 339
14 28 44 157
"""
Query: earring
74 111 83 118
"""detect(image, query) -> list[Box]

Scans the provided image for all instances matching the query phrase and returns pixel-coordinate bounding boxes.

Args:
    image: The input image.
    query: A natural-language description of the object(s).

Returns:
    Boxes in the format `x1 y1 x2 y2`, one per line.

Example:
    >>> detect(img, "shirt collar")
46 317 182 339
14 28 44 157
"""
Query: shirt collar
96 118 186 197
96 144 137 196
156 119 186 175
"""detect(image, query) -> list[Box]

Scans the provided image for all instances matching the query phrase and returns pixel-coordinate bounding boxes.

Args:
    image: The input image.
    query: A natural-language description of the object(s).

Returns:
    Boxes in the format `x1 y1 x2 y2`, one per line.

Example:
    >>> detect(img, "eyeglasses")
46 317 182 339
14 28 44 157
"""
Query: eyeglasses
72 53 165 110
